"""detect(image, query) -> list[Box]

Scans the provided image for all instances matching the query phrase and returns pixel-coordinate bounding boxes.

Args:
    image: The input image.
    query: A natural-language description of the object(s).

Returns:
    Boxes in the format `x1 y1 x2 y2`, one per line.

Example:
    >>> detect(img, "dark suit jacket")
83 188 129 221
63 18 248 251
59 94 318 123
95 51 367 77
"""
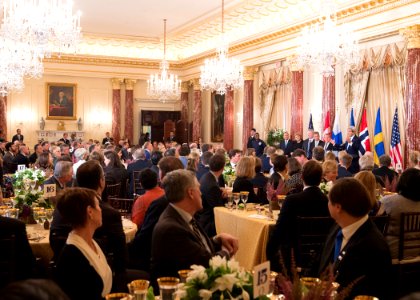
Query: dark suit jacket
323 141 334 152
251 173 269 204
318 219 392 299
129 195 169 271
251 139 266 157
51 201 127 292
266 186 329 272
151 205 225 279
372 166 398 186
293 140 303 151
55 244 104 300
313 140 325 149
127 159 152 196
197 172 224 237
302 139 314 159
104 166 129 198
102 137 111 145
337 165 353 179
58 138 70 146
12 134 23 142
0 217 36 288
261 154 271 173
279 140 294 156
232 176 258 203
12 153 29 167
196 165 210 181
247 136 255 149
340 135 361 173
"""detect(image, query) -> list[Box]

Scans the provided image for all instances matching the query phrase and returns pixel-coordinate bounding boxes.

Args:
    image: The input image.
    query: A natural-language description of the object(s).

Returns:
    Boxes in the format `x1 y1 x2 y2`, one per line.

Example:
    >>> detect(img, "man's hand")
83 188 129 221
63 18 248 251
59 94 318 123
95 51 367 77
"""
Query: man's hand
215 233 239 256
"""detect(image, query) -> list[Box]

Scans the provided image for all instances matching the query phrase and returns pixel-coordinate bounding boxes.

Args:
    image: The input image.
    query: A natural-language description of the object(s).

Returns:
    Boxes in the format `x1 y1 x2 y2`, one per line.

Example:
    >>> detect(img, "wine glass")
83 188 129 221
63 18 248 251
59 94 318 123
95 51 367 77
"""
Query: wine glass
7 208 19 219
45 208 54 223
232 193 240 210
33 208 46 225
227 195 234 211
240 191 249 210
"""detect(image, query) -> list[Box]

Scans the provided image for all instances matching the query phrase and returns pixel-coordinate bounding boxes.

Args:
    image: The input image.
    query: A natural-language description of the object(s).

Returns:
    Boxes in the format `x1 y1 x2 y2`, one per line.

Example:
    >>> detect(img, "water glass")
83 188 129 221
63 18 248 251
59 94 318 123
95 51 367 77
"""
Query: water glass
157 277 179 300
240 191 249 210
45 208 54 222
7 208 19 219
232 193 240 210
105 293 130 300
128 279 149 300
178 269 191 283
227 195 234 211
267 271 278 297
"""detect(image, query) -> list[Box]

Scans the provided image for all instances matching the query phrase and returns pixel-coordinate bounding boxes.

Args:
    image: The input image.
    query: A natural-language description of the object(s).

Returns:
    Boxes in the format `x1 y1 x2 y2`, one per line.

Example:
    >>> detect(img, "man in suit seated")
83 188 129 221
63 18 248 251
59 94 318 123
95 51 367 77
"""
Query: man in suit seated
151 169 238 279
266 160 330 272
372 154 399 192
337 151 353 179
318 178 392 299
127 148 152 197
196 151 213 181
12 144 30 168
0 216 36 288
261 146 276 173
279 131 294 157
197 154 226 237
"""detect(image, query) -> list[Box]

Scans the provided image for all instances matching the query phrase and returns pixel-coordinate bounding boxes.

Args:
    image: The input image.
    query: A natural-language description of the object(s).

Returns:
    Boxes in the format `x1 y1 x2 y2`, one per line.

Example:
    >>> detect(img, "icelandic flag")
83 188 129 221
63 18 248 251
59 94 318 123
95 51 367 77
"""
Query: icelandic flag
350 107 355 127
358 107 370 154
389 107 403 169
323 111 331 136
332 115 342 146
374 107 385 165
308 113 314 130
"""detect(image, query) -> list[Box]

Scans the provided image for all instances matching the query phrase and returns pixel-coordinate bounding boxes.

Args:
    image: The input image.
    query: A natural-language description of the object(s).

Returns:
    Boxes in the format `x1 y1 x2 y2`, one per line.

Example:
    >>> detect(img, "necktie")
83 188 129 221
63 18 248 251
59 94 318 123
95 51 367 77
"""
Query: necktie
285 140 288 147
190 219 211 253
307 140 312 157
333 229 343 261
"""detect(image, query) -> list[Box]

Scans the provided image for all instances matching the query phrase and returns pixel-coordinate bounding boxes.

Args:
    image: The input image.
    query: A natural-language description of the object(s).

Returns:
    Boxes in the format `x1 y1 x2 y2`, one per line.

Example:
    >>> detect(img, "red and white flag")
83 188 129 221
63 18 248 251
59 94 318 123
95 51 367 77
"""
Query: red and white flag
323 111 331 136
390 107 403 169
359 107 371 153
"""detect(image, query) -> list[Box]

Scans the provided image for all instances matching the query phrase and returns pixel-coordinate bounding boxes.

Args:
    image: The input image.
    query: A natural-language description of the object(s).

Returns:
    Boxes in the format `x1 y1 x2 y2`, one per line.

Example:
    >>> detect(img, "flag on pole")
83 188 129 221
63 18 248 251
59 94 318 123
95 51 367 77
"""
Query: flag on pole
374 108 385 165
359 107 370 154
350 107 355 127
308 113 314 130
323 111 331 136
332 114 342 145
390 107 403 169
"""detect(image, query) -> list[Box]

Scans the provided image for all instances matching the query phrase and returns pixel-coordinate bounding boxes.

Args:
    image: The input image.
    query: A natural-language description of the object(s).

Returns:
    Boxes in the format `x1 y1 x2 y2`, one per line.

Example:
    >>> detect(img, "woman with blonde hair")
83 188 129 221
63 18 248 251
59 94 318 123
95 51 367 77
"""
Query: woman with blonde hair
232 156 258 203
354 171 379 214
187 151 200 173
322 160 338 183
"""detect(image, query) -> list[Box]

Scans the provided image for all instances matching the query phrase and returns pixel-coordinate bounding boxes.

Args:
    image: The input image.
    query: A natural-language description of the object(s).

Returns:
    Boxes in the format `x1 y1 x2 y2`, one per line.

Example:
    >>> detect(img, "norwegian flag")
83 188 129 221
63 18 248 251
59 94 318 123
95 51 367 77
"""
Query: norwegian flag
359 107 371 153
323 111 331 136
390 107 403 168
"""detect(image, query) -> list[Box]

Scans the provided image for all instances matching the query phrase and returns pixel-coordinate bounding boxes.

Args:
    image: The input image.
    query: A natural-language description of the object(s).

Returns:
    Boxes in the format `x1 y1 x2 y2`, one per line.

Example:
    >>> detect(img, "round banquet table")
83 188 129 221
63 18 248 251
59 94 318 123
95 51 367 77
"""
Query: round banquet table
27 218 137 266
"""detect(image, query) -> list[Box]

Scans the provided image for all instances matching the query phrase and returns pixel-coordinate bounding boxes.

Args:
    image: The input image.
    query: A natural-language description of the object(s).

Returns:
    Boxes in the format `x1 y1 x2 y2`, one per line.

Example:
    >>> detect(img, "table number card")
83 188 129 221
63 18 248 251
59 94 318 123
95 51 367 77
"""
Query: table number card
253 261 270 298
43 184 57 198
17 165 26 171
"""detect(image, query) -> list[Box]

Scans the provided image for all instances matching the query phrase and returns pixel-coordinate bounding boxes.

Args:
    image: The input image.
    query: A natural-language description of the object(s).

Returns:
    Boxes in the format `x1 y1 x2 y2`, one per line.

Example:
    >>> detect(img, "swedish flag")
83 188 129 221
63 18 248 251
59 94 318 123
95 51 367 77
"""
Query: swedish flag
374 108 385 165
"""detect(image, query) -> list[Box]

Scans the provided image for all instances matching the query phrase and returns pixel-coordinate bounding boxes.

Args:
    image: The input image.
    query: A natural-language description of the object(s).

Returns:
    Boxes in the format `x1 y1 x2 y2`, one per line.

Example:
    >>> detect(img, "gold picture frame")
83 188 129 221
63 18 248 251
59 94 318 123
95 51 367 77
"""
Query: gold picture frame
46 83 77 120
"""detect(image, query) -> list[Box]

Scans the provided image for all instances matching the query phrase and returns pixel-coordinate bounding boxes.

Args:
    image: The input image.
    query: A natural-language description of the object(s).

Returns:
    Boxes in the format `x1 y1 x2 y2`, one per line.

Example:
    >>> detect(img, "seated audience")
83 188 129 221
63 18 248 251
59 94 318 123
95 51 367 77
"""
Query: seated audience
0 216 36 288
44 161 73 205
378 168 420 259
187 151 200 173
292 149 308 166
2 142 17 174
151 169 238 279
312 146 325 163
408 150 420 169
72 148 87 178
131 169 164 228
251 157 269 203
150 150 163 177
246 148 256 157
12 144 30 168
0 279 69 300
261 146 276 173
267 155 289 201
178 144 190 168
319 178 392 299
89 150 105 167
197 154 226 237
285 157 303 195
55 188 113 300
337 151 353 179
34 152 54 179
354 171 379 215
196 151 213 180
103 150 128 197
28 144 43 165
322 160 338 183
267 160 329 272
232 156 258 203
372 154 398 192
127 148 152 197
324 151 336 161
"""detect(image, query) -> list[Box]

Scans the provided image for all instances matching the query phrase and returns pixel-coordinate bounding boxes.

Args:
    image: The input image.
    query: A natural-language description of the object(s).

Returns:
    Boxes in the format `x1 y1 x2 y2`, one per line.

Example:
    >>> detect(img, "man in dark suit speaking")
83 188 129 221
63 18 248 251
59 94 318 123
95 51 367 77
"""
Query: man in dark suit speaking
151 169 238 279
319 178 392 299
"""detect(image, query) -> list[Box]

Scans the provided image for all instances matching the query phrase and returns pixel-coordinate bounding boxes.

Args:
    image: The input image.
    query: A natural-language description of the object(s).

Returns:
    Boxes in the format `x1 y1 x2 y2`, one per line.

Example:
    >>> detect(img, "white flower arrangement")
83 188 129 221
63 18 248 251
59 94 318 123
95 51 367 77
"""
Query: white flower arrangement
319 181 333 195
176 256 265 300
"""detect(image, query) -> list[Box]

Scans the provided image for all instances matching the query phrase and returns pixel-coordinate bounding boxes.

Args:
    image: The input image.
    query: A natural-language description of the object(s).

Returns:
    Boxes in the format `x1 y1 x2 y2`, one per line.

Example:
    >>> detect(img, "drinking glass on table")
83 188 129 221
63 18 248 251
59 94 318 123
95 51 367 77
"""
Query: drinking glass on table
240 191 249 210
45 208 54 223
7 208 19 219
232 193 240 210
128 279 149 300
157 277 179 300
227 195 234 210
33 208 46 225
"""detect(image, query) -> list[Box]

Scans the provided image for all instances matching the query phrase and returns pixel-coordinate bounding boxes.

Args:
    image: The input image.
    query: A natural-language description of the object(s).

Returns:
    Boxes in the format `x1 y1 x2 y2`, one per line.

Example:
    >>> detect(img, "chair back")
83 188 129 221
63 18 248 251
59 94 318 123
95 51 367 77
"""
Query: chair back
370 214 390 235
132 171 145 198
108 197 134 219
398 212 420 261
296 216 336 274
0 234 16 288
106 183 121 198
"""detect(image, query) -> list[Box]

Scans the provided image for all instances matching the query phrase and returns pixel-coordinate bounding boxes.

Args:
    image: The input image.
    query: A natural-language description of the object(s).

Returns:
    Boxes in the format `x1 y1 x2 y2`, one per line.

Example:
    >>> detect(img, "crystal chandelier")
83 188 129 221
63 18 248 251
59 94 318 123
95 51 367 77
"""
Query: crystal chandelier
147 19 181 102
0 0 82 95
200 0 243 95
295 0 359 76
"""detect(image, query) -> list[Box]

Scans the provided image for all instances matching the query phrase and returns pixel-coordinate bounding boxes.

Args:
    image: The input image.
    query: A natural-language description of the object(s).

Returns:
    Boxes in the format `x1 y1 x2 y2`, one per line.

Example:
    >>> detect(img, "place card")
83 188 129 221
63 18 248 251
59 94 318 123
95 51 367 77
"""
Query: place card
43 184 57 198
253 261 270 298
17 165 26 171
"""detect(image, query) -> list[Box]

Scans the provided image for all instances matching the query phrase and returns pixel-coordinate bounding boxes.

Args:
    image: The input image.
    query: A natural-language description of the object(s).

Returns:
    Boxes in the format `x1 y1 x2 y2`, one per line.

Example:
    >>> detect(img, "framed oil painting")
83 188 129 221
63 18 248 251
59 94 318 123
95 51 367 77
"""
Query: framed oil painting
46 83 77 120
211 92 225 142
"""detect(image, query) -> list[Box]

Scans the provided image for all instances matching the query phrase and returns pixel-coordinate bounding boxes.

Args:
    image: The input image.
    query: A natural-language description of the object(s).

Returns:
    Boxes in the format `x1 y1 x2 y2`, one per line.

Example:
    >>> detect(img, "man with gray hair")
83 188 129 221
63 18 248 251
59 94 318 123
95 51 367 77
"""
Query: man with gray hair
151 169 238 279
43 161 73 204
127 148 151 197
72 147 87 178
337 151 353 178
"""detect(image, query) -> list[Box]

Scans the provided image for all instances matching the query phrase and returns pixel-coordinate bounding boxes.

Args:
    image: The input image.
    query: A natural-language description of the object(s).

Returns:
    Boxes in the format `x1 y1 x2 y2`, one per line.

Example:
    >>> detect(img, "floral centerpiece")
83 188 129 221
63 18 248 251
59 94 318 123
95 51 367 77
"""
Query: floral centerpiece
319 181 333 195
12 168 50 223
177 256 264 300
267 128 284 147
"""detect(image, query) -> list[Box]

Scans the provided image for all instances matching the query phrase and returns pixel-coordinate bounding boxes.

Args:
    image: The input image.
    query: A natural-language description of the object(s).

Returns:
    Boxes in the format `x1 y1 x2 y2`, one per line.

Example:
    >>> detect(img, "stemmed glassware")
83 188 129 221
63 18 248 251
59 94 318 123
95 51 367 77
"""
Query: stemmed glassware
45 208 54 223
240 191 249 210
232 193 240 210
33 207 46 225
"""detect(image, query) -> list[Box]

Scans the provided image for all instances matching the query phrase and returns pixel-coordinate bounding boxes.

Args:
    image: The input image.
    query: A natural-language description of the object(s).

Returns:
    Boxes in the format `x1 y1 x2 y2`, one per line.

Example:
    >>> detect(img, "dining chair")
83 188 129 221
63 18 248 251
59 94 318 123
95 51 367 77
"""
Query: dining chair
296 216 336 276
370 214 390 235
106 182 121 199
132 171 144 198
0 234 16 288
108 197 134 219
